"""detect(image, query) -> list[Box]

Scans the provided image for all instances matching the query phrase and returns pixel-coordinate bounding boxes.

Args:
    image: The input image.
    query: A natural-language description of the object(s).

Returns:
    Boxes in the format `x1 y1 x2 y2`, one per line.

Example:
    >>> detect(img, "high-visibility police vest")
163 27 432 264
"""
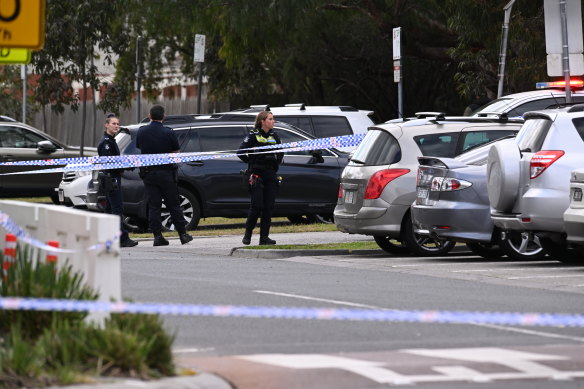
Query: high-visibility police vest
254 133 278 145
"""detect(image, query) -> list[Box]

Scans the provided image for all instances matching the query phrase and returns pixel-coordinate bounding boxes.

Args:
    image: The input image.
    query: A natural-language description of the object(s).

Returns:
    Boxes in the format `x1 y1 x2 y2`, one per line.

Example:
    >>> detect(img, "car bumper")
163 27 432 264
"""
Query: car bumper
56 177 90 207
564 207 584 245
334 202 408 237
412 202 493 243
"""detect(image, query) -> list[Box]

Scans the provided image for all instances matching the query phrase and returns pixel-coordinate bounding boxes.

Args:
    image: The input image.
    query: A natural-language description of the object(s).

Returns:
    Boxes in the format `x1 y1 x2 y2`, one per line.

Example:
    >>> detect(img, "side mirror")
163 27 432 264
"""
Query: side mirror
37 140 58 153
308 149 324 164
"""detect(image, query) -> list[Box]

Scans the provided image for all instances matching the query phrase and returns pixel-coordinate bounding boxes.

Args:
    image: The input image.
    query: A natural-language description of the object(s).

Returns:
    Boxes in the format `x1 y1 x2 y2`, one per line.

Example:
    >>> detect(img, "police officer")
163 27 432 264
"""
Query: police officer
98 114 138 248
238 111 283 245
136 105 193 246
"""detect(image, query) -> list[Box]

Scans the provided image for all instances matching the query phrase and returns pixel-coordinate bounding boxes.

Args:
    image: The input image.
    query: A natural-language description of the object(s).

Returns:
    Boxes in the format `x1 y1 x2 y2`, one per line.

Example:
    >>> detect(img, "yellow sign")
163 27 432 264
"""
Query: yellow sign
0 47 30 63
0 0 45 50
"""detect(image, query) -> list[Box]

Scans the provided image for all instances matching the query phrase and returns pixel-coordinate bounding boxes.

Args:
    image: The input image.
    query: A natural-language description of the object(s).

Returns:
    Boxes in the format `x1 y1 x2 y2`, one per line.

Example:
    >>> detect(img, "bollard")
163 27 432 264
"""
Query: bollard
3 233 17 280
46 240 59 263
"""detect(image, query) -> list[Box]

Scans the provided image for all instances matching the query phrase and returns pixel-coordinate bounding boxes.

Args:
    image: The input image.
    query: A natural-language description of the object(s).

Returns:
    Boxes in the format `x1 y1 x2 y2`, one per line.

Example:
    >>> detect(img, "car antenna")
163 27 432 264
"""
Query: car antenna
550 92 561 108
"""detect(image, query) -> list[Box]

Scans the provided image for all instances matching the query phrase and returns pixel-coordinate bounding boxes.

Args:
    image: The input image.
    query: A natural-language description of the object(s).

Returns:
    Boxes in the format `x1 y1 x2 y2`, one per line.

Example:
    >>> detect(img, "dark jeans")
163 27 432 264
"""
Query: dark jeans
105 176 129 242
245 171 278 238
142 169 187 234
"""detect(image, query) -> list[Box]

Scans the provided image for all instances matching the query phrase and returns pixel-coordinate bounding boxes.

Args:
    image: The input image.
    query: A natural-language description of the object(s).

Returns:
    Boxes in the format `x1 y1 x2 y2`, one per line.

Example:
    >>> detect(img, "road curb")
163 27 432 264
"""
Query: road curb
230 247 383 259
49 372 233 389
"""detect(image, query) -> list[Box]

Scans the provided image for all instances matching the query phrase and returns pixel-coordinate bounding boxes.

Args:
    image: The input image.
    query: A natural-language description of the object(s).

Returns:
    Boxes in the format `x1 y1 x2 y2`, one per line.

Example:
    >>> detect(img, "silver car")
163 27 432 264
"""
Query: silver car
334 116 522 256
563 168 584 253
487 106 584 263
411 139 545 260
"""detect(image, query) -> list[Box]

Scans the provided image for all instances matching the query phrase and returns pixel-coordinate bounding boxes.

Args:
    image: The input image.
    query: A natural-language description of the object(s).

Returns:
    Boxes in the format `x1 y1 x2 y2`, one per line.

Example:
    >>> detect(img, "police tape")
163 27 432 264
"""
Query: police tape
0 211 118 254
0 297 583 327
0 133 365 171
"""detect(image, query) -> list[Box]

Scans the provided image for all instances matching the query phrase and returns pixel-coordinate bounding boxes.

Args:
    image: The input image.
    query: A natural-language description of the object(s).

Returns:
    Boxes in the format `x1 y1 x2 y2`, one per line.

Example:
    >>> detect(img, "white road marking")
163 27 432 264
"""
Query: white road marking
173 347 216 354
508 275 584 280
255 290 584 342
452 267 569 273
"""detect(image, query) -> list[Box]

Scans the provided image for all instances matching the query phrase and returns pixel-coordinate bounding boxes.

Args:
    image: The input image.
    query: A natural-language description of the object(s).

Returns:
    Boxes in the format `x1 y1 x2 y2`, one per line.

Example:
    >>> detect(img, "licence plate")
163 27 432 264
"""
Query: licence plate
417 188 429 199
58 189 64 202
574 188 583 202
345 191 355 204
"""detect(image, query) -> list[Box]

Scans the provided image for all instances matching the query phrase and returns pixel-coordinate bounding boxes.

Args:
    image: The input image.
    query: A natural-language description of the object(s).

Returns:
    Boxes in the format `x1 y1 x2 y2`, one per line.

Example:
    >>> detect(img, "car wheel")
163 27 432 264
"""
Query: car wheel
540 237 582 264
466 242 504 259
487 139 521 213
373 235 409 255
500 231 546 260
403 215 456 256
161 188 201 231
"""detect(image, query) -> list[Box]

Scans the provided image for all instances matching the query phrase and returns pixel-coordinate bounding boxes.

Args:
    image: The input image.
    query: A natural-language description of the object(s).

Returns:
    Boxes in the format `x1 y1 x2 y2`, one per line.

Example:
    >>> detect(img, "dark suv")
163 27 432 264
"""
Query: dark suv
88 120 349 231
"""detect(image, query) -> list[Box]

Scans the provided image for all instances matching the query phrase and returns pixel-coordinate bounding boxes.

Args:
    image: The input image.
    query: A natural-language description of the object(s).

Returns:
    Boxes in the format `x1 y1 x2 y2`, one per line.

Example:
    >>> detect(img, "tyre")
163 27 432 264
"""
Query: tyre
466 242 504 259
161 187 201 231
487 139 521 213
403 215 456 256
540 237 582 264
373 235 409 255
500 231 546 260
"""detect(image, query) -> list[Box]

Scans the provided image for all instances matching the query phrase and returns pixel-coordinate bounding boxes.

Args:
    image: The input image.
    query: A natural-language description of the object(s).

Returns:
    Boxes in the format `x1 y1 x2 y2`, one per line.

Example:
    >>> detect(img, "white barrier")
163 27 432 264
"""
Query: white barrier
0 200 121 324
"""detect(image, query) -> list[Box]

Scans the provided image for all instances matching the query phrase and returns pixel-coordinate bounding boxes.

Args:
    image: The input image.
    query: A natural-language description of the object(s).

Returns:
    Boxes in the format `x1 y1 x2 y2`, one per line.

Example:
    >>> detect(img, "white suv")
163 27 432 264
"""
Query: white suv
487 106 584 263
213 104 376 142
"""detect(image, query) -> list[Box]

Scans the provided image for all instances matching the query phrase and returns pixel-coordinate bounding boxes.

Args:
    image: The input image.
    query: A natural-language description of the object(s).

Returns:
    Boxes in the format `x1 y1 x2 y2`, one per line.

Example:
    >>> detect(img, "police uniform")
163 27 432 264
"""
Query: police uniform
136 121 190 241
238 128 283 244
97 132 132 245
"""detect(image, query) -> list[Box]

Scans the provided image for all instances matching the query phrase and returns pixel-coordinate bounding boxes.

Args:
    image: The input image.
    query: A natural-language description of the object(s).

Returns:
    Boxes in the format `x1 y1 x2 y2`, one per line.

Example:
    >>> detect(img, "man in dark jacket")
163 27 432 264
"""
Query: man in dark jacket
136 105 193 246
97 115 138 247
237 111 283 245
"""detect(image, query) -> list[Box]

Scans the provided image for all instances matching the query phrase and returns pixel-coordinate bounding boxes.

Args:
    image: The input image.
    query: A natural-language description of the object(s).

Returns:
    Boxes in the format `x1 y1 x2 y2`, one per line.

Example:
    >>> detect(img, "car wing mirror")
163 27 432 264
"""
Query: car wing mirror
308 149 324 164
37 140 58 153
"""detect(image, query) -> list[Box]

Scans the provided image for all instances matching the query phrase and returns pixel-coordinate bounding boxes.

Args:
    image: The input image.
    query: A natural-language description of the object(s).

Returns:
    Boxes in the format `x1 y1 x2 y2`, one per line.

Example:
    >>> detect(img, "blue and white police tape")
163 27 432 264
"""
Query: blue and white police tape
0 133 365 169
0 210 119 254
0 297 583 327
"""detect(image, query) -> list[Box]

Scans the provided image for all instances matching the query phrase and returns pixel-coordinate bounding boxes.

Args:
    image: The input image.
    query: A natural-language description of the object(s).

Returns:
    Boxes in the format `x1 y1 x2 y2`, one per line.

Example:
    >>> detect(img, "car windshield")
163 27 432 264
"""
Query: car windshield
473 98 514 115
349 129 401 166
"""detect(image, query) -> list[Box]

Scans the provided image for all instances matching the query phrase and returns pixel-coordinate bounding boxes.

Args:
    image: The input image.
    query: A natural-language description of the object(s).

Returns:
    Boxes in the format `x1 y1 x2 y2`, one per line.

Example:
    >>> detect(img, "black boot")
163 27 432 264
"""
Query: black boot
179 232 193 244
259 236 276 245
153 232 169 247
242 230 252 245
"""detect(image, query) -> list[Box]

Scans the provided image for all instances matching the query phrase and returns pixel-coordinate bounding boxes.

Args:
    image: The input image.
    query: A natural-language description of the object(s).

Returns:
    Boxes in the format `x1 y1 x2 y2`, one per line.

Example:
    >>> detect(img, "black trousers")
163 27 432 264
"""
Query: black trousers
245 171 278 238
105 176 129 242
142 169 187 234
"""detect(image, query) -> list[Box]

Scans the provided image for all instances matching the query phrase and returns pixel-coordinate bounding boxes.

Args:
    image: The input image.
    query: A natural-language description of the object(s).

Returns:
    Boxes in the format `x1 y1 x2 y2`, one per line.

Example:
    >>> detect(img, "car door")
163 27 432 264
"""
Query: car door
0 124 67 196
276 127 344 213
178 125 249 213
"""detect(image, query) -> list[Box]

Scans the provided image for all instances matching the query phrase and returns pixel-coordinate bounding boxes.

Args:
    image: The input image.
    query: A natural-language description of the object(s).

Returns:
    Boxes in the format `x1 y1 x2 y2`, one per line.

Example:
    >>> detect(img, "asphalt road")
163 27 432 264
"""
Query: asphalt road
120 231 584 389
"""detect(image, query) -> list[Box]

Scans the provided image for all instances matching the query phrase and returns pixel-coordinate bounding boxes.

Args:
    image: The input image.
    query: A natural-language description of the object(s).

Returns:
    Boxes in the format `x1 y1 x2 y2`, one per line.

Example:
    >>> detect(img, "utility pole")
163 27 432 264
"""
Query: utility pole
21 64 26 123
559 0 572 102
194 34 206 114
497 0 516 98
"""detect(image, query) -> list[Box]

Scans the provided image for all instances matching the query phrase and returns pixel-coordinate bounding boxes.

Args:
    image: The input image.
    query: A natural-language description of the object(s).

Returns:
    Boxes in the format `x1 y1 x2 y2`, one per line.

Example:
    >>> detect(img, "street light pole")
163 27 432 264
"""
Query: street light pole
497 0 516 98
559 0 572 103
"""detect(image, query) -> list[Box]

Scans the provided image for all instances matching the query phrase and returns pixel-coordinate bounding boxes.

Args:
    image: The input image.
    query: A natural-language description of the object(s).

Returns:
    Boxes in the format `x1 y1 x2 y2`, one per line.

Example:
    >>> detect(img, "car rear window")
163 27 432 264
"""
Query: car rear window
516 118 552 152
413 132 459 157
349 129 401 166
572 117 584 142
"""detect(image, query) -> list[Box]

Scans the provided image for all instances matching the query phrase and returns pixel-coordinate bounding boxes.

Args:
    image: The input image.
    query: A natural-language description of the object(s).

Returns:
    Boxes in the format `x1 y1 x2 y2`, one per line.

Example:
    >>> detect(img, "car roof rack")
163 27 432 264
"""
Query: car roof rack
249 104 271 111
415 112 446 120
284 103 306 110
568 104 584 113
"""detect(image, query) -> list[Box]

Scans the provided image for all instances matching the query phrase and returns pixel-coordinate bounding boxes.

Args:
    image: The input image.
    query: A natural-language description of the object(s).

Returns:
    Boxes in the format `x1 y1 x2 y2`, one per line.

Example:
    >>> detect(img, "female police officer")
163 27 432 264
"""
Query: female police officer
238 111 283 245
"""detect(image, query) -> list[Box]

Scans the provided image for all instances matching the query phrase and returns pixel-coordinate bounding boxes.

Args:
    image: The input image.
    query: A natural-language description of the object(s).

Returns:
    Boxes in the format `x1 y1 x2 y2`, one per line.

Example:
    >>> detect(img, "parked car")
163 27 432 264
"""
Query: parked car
0 121 96 201
411 138 545 260
563 168 584 253
86 120 350 231
473 83 584 118
334 114 523 256
210 104 376 147
487 106 584 263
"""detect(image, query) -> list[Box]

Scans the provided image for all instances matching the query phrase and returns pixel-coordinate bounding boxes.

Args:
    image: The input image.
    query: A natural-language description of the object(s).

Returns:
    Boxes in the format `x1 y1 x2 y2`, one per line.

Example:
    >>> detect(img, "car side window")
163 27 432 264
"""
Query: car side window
311 116 352 138
0 126 48 148
277 128 332 156
414 132 459 157
181 129 201 152
508 98 565 117
276 116 314 136
572 117 584 143
198 126 246 152
460 130 517 153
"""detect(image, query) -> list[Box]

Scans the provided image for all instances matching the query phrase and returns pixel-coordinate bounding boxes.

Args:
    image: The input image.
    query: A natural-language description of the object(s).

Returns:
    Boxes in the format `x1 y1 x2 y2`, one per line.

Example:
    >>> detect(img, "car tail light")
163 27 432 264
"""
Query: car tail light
338 185 343 198
530 150 564 179
364 169 410 199
430 177 472 191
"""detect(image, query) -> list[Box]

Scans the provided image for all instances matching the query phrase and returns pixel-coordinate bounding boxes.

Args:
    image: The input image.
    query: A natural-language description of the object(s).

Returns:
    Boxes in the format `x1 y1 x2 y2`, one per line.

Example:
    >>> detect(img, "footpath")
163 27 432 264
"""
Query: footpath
51 230 377 389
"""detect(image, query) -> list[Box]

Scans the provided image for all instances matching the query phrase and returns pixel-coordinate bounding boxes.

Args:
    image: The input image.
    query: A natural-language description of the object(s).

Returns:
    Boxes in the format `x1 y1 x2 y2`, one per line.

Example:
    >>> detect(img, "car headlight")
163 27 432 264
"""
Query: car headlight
77 169 92 177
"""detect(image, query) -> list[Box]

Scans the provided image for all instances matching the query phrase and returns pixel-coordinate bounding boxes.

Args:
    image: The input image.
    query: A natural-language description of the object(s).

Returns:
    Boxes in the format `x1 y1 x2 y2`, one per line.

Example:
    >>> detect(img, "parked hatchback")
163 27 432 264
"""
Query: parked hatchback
88 120 349 231
0 122 96 201
334 115 522 256
487 106 584 263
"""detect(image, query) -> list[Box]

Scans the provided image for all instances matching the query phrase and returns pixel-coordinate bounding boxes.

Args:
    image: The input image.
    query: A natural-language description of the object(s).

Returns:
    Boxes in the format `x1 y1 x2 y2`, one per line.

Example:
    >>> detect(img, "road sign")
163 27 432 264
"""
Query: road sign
0 0 45 50
0 47 30 64
194 34 205 63
392 27 401 60
393 60 401 83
